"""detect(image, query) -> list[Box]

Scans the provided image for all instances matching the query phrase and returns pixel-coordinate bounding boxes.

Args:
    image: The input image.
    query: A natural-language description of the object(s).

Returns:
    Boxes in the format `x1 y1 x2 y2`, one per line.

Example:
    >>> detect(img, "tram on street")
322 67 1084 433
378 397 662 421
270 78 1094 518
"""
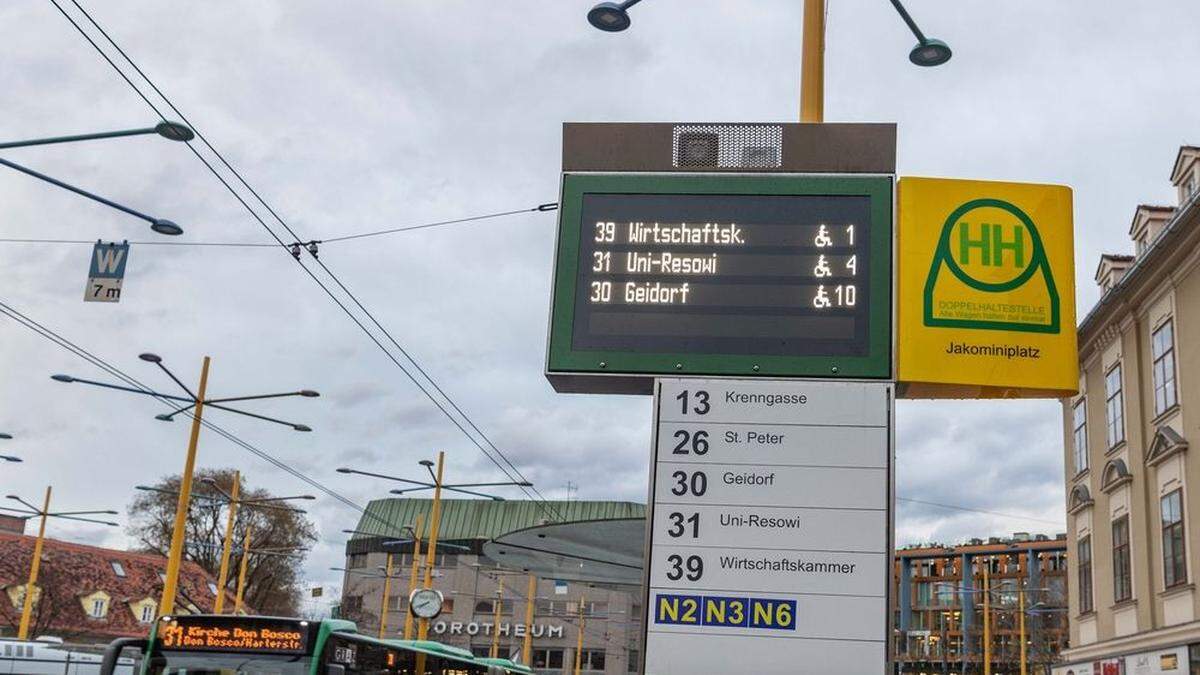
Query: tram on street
96 614 528 675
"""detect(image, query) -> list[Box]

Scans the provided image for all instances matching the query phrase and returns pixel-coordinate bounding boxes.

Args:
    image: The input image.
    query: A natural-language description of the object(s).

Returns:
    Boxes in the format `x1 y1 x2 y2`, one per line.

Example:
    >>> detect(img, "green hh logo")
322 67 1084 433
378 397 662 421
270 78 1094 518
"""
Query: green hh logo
923 198 1060 333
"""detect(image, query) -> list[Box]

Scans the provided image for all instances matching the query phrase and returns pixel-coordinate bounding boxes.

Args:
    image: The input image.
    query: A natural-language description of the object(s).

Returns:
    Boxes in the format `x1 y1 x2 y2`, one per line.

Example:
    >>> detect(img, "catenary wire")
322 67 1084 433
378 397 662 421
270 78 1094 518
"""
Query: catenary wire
896 497 1063 527
0 297 414 539
0 204 557 248
49 0 563 522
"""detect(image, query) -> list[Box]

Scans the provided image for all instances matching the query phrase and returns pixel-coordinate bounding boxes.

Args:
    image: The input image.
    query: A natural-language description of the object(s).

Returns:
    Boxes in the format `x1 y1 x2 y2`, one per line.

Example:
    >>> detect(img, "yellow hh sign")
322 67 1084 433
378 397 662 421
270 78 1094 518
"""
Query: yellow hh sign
897 177 1078 398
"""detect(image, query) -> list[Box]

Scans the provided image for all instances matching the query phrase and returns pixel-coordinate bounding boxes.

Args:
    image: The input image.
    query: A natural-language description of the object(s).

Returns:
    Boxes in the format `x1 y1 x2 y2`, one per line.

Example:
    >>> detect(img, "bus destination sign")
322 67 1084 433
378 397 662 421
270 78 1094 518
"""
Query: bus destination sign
546 174 893 393
159 617 309 654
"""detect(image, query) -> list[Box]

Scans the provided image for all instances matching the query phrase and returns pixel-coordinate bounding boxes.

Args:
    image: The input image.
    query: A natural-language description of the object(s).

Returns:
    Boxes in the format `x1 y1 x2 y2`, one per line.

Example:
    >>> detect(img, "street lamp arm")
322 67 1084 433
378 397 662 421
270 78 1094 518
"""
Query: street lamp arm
886 0 928 43
0 506 40 516
0 156 164 227
240 494 316 504
0 122 193 150
53 375 194 403
6 495 42 512
49 513 119 526
437 485 510 500
204 391 317 405
152 361 199 400
0 126 158 150
49 509 119 516
203 401 310 431
444 481 535 489
338 468 432 487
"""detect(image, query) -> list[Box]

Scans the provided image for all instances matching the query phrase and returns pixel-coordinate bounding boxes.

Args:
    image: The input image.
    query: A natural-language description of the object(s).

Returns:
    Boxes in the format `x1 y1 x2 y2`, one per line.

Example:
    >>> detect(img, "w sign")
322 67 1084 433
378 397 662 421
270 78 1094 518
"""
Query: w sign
84 241 130 303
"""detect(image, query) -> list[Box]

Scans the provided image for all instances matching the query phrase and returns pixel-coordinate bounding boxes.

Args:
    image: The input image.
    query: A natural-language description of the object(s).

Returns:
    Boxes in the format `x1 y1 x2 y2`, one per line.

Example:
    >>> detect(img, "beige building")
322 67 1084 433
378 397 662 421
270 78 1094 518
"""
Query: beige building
1056 145 1200 675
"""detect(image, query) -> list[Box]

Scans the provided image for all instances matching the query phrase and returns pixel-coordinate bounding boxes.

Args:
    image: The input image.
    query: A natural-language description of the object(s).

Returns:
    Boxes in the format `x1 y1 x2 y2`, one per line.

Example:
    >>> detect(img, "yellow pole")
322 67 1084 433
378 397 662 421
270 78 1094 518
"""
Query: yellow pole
234 525 252 614
17 486 52 640
573 596 586 675
160 356 211 615
402 513 426 640
799 0 825 122
522 573 536 664
490 577 505 658
379 552 394 638
983 560 991 675
213 471 240 614
1019 585 1027 675
415 452 446 675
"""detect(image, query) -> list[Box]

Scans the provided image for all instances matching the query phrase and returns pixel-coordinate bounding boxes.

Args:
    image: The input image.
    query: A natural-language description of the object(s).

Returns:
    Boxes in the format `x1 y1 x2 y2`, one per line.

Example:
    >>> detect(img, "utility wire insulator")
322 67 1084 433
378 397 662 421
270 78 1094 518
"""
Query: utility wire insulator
306 241 320 259
289 243 302 260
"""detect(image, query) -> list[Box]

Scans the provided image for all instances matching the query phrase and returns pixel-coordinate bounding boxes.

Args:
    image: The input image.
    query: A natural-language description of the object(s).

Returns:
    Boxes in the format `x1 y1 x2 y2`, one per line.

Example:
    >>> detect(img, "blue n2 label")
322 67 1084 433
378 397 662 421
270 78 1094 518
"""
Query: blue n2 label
654 593 796 630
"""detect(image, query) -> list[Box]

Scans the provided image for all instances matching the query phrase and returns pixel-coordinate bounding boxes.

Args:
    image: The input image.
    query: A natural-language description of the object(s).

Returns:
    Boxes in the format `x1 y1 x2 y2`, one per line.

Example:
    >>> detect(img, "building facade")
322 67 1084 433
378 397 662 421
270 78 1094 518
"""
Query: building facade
1057 145 1200 675
894 535 1069 674
0 531 228 643
340 498 646 675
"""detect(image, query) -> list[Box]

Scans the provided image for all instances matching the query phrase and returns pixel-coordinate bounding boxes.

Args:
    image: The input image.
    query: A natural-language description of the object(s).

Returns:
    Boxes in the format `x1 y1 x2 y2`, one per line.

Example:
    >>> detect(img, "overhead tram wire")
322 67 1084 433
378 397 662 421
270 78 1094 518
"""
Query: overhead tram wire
0 297 410 538
0 297 1066 550
896 497 1063 527
51 0 563 522
0 204 558 248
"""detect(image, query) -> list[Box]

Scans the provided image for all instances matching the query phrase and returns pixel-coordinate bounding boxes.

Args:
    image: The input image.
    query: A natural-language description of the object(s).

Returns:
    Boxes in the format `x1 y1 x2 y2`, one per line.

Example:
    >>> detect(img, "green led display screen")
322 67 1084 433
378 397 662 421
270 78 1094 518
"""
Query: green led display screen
546 174 893 392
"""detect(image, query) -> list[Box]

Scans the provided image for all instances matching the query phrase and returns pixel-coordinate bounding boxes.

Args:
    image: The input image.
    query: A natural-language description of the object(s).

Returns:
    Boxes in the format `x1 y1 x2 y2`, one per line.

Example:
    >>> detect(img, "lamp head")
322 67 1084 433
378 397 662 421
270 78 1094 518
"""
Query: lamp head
293 424 313 432
154 121 195 142
150 219 184 236
298 390 320 397
138 353 163 363
419 460 435 468
336 467 352 474
0 433 10 440
154 414 175 422
909 39 952 67
588 2 632 32
51 374 75 383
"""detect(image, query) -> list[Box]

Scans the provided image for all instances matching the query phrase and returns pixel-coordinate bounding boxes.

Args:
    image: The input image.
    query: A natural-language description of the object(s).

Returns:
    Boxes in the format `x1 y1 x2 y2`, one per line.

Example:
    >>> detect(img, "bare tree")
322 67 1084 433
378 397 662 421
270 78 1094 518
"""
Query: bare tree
127 468 317 615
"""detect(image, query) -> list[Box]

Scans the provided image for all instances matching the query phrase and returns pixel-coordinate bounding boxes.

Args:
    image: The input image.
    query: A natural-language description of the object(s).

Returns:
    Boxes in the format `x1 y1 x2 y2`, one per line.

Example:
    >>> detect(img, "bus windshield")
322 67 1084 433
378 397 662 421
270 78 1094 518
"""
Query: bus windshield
145 650 312 674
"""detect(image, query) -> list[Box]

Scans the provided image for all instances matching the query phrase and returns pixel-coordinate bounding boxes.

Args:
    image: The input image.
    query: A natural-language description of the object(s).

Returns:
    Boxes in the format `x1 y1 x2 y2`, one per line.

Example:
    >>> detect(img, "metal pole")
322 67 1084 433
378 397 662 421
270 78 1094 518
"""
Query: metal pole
1019 587 1027 675
402 513 426 640
379 553 394 638
799 0 825 122
160 356 210 615
573 596 586 675
0 156 160 225
17 486 51 640
415 452 446 675
234 525 252 614
213 471 240 614
490 577 504 658
983 561 991 675
522 573 536 664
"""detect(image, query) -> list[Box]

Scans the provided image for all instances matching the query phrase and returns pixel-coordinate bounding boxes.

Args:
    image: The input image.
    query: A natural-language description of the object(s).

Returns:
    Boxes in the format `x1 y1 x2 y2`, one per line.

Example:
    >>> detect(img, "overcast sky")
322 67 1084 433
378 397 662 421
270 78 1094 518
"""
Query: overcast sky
1 1 1197 598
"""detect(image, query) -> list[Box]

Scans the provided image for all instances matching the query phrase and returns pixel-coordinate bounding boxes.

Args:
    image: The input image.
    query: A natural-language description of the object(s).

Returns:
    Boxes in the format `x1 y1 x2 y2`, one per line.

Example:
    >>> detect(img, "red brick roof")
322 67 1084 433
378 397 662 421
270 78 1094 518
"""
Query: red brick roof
0 532 237 640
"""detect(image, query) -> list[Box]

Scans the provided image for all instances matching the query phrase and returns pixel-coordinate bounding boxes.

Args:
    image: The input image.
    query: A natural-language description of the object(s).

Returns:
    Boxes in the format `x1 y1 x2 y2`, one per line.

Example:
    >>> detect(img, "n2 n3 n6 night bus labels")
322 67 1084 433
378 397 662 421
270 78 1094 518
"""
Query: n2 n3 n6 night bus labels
897 177 1078 398
643 379 892 675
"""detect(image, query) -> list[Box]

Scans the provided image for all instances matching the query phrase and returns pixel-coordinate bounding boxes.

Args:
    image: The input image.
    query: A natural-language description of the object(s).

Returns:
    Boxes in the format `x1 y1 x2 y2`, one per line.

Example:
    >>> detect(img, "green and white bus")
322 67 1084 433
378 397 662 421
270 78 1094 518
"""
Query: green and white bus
98 614 529 675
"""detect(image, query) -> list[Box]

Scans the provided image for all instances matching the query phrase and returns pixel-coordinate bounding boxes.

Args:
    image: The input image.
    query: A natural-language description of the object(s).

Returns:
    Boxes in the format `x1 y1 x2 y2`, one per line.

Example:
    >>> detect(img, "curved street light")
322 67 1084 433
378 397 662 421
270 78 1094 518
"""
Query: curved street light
0 121 194 236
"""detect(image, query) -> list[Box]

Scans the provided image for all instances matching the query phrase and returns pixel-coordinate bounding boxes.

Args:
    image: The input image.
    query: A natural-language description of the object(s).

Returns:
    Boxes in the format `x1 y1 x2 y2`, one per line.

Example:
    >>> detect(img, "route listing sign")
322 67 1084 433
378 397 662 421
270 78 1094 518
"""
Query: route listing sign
642 378 893 675
897 177 1077 398
546 174 893 393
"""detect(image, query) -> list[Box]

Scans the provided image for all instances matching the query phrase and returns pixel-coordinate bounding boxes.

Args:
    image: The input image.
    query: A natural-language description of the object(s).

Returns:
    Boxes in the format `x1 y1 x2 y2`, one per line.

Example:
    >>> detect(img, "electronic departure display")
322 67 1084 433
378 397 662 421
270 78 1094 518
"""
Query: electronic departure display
547 174 893 392
158 616 310 654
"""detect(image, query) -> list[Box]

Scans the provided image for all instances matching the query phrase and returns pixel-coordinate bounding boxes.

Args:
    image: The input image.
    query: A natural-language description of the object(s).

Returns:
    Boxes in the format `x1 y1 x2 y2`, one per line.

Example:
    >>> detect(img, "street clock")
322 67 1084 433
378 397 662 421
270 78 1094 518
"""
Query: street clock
408 588 444 620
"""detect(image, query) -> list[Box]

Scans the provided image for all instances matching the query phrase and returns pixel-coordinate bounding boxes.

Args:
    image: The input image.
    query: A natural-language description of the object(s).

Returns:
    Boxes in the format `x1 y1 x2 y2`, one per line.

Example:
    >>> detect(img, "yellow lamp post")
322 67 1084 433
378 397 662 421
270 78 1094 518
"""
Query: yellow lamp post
573 596 586 675
490 578 505 659
213 471 240 614
402 514 427 640
234 525 252 614
522 573 537 665
585 0 951 124
52 353 319 615
4 488 118 639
